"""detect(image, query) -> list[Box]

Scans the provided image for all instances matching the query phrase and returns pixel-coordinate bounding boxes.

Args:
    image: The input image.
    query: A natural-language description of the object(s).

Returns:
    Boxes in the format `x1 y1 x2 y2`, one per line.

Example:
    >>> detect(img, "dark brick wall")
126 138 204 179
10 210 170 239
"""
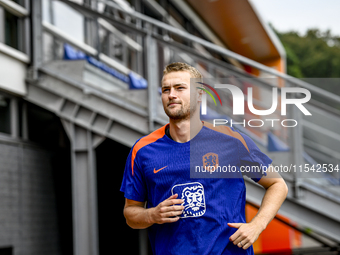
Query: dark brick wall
0 138 60 255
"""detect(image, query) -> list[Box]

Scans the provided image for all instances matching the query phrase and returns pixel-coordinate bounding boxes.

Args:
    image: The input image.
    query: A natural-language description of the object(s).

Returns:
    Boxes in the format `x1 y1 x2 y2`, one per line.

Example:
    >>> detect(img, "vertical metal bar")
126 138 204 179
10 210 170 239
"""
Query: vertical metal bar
69 122 80 255
95 18 101 60
0 7 4 43
18 9 24 52
48 0 57 60
18 142 24 255
88 130 99 255
106 31 111 57
139 229 148 255
74 125 90 255
67 122 99 255
146 26 159 132
24 0 30 57
31 0 43 79
290 95 304 198
84 0 95 49
10 98 19 138
135 0 144 76
122 42 128 68
84 17 92 46
21 101 28 140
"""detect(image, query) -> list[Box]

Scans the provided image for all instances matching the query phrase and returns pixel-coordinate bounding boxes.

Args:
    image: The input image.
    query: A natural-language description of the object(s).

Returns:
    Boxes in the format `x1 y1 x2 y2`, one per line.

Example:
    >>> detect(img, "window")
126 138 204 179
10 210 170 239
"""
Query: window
5 9 19 50
0 96 11 134
10 0 24 6
52 2 85 42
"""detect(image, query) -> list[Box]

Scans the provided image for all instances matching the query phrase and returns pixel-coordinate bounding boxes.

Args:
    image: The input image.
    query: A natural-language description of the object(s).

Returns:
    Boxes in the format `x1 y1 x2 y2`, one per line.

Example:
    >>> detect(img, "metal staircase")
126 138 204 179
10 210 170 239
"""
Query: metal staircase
26 0 340 254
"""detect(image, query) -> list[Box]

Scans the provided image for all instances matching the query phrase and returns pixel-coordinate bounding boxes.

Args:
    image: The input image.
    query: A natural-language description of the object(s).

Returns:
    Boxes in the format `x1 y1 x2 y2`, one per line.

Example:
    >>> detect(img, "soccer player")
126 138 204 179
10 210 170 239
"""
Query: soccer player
121 62 288 254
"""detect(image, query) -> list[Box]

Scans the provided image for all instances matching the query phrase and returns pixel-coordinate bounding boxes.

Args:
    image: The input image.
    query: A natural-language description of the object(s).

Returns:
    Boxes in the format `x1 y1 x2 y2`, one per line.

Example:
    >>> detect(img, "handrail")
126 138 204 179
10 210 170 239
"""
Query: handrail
42 21 131 75
43 21 98 56
0 42 30 63
0 0 29 17
60 0 340 105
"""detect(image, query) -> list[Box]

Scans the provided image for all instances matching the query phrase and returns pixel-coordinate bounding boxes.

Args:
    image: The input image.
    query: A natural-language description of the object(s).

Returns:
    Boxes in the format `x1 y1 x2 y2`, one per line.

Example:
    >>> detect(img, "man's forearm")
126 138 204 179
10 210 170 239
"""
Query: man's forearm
251 179 288 230
124 205 153 229
123 194 184 229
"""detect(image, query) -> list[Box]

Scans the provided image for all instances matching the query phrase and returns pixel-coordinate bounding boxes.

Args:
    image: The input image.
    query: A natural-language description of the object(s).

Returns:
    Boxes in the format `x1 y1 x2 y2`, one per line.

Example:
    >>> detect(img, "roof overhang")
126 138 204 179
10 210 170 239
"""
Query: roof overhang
185 0 286 73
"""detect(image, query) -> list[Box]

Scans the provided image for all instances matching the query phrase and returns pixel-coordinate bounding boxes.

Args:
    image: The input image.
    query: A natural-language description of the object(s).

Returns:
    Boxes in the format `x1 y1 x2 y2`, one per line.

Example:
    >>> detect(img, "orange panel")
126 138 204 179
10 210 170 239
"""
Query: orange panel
186 0 284 73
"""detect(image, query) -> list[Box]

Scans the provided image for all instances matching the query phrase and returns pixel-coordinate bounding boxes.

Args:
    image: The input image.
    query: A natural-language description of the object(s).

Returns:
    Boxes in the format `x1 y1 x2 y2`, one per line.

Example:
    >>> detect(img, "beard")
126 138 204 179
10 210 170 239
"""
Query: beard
164 100 197 120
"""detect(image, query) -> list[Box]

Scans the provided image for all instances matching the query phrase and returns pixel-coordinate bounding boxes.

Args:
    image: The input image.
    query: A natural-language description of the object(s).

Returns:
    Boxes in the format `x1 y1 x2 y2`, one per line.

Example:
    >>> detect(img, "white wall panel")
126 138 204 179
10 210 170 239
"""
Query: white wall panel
0 51 27 95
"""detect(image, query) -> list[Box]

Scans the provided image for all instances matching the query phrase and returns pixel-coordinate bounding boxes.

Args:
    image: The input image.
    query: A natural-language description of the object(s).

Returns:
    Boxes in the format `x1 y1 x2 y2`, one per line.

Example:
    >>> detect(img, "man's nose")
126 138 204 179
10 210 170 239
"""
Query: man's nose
168 88 178 99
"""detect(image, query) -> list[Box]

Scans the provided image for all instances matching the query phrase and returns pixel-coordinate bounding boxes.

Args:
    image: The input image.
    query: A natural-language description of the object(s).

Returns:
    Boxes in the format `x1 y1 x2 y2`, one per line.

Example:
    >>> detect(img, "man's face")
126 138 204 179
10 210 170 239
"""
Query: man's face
161 71 200 120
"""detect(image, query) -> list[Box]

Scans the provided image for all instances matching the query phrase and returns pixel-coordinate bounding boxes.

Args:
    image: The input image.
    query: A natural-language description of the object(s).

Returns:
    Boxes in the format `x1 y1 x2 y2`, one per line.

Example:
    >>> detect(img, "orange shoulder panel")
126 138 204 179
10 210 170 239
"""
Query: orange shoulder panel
131 125 167 175
203 122 249 152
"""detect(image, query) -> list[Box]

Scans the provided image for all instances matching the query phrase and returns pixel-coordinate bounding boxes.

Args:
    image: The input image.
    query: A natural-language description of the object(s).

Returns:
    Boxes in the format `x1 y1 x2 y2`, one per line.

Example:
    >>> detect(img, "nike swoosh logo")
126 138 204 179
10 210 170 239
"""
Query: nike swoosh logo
154 166 168 174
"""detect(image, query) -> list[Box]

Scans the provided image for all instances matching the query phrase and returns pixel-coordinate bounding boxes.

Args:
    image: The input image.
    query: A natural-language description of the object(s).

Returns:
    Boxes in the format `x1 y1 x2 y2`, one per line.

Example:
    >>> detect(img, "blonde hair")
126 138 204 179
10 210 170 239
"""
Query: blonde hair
163 62 202 79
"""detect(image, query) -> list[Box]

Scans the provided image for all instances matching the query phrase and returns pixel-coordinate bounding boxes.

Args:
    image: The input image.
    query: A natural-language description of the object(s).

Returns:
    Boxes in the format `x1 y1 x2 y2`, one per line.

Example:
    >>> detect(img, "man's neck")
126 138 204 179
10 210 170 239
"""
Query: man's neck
168 117 203 143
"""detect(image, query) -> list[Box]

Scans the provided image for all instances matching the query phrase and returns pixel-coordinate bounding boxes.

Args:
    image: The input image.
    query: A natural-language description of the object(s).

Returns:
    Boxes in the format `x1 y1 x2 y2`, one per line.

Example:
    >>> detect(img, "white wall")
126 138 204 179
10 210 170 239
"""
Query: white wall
0 50 27 95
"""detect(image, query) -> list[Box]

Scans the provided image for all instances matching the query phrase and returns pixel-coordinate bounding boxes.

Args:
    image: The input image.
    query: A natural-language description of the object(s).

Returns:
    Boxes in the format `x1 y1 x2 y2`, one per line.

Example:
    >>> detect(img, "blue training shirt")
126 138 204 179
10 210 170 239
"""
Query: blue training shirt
120 122 272 255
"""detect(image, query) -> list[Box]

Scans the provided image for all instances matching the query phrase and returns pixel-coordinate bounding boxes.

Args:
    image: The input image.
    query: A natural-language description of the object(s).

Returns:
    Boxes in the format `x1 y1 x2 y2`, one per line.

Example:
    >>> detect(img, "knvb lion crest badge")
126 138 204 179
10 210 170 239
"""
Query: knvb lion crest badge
202 152 219 172
171 182 206 218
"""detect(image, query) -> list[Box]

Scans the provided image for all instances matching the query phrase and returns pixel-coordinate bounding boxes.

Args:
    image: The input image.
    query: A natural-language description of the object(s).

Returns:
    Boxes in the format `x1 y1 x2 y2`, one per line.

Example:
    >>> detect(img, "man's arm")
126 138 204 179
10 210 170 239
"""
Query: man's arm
123 194 184 229
228 165 288 250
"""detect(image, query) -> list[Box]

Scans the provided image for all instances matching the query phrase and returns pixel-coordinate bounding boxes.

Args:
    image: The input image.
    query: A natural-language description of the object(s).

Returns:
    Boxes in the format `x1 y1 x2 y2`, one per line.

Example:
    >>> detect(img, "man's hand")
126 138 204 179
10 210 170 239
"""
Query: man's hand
228 222 263 250
228 165 288 250
123 194 184 229
148 194 184 224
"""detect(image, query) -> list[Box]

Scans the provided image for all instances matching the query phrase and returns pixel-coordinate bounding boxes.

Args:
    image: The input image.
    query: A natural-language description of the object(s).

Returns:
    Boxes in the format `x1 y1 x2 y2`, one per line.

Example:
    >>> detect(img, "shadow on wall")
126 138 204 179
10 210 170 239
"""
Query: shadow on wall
96 138 146 254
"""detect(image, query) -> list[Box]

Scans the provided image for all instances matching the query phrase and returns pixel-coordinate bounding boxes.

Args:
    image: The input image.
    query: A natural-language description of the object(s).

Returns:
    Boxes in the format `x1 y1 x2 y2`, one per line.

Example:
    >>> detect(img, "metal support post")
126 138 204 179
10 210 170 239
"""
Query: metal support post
0 7 5 43
24 0 31 57
134 0 144 75
95 18 101 60
84 0 97 51
61 120 104 255
290 97 304 198
21 101 28 140
139 229 149 255
31 0 43 79
10 98 19 138
146 28 159 132
48 0 58 60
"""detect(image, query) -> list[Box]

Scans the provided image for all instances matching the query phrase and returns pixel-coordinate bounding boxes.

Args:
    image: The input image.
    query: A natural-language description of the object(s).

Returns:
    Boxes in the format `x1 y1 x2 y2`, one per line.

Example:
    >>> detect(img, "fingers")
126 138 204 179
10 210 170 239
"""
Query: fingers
233 235 246 247
161 199 184 207
160 209 183 219
156 207 183 224
160 205 184 213
160 216 181 223
232 234 251 250
229 223 258 250
229 223 243 243
162 194 184 207
159 196 184 219
166 194 178 200
151 194 184 224
241 241 252 250
228 223 242 229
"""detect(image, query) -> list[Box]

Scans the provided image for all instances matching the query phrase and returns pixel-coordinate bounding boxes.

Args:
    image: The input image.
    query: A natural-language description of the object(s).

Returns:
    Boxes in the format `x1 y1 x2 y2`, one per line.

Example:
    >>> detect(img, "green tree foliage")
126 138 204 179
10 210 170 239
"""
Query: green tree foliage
273 26 340 108
274 27 340 78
